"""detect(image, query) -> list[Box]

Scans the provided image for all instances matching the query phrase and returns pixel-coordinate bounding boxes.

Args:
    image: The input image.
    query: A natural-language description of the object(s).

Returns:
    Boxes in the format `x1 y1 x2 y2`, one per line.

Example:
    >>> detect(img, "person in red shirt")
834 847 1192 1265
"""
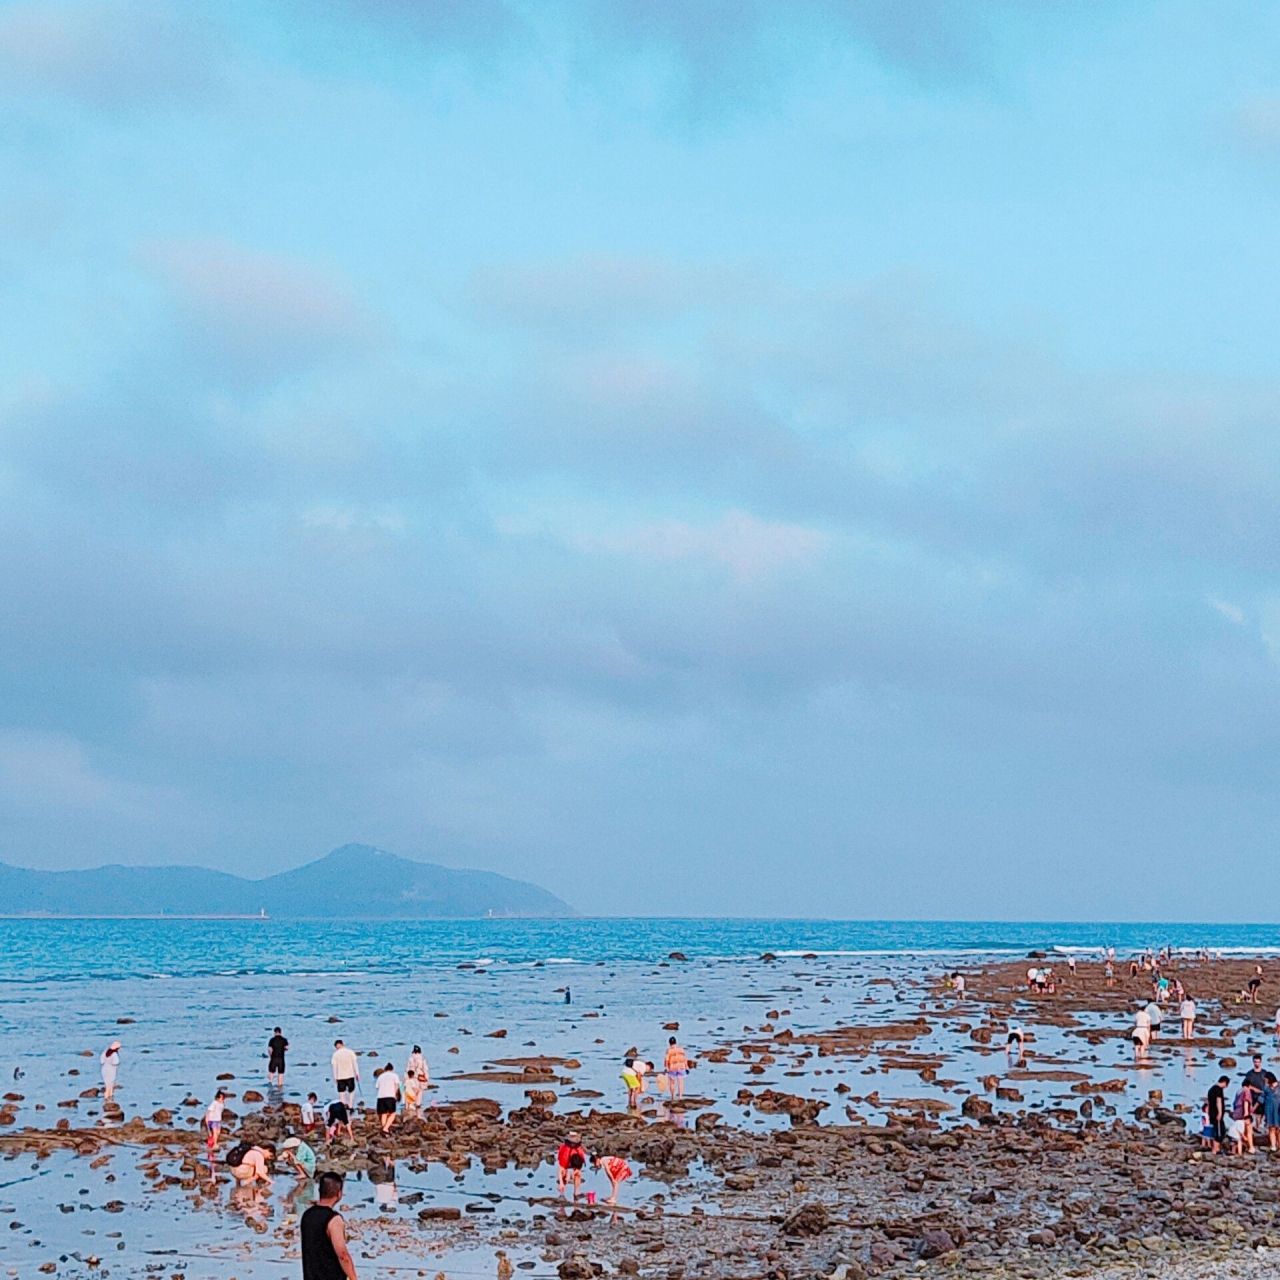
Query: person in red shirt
592 1153 632 1205
556 1132 587 1200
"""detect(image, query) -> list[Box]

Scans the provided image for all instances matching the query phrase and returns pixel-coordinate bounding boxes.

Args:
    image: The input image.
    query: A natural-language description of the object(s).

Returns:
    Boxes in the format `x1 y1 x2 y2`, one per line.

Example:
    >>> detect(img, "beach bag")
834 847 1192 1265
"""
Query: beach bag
224 1141 251 1167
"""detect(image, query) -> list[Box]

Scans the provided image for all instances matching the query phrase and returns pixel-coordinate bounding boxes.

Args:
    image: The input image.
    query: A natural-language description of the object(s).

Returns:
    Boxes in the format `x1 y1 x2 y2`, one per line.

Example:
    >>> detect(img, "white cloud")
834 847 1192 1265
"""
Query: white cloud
144 238 378 382
1209 597 1246 626
504 506 829 583
0 1 220 107
300 503 407 535
0 728 177 816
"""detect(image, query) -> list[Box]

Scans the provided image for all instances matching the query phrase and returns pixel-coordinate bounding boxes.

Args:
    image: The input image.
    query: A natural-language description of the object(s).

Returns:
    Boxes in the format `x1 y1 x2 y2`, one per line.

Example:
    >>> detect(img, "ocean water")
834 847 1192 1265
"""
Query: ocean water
3 916 1280 985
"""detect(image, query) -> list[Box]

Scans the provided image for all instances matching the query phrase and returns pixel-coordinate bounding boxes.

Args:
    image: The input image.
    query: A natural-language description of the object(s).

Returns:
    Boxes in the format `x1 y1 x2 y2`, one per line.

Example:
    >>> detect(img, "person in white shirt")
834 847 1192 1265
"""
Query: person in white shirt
1144 999 1163 1039
1180 997 1196 1039
405 1045 429 1087
204 1089 227 1152
331 1040 360 1111
100 1041 121 1101
375 1063 400 1134
1005 1023 1024 1064
1133 1004 1151 1058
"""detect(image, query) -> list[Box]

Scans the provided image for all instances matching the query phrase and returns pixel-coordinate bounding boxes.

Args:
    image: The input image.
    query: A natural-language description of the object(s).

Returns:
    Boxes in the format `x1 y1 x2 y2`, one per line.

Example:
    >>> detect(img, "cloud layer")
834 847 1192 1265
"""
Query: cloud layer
1 1 1277 917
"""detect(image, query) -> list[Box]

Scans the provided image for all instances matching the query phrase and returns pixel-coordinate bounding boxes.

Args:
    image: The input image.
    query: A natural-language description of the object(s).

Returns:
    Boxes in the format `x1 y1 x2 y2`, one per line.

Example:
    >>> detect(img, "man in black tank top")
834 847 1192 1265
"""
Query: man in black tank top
301 1172 357 1280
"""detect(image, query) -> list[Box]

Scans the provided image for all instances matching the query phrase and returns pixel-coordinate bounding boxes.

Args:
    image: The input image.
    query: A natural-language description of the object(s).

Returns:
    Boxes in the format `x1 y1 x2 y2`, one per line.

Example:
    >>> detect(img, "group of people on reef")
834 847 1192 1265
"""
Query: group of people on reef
619 1036 691 1109
1204 1054 1280 1156
93 1020 690 1225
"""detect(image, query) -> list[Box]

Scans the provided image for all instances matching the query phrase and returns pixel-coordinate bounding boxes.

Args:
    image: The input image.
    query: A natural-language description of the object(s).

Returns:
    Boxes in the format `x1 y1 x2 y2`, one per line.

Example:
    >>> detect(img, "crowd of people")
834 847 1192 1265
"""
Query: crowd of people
1203 1054 1280 1156
88 947 1280 1277
95 1022 673 1218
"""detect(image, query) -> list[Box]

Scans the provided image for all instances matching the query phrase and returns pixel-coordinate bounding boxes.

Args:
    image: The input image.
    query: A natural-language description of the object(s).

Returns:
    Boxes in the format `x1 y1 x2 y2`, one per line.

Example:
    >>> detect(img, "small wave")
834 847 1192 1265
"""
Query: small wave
761 947 1028 958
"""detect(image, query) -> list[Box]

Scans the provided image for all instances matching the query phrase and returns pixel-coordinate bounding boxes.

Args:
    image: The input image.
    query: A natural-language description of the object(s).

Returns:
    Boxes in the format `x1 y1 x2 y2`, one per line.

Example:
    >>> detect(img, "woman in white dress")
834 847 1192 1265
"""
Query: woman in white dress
100 1040 121 1101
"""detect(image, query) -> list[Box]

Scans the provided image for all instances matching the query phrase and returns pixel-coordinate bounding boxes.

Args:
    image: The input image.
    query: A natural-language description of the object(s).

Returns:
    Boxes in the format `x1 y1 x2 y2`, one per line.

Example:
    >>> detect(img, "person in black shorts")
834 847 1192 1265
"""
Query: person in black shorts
1207 1076 1228 1154
374 1062 400 1134
326 1098 353 1143
267 1026 288 1088
301 1171 357 1280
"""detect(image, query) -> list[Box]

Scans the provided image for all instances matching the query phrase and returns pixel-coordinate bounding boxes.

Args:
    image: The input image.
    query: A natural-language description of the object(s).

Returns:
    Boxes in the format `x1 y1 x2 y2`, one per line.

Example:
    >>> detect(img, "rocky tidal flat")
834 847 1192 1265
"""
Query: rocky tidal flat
5 950 1280 1279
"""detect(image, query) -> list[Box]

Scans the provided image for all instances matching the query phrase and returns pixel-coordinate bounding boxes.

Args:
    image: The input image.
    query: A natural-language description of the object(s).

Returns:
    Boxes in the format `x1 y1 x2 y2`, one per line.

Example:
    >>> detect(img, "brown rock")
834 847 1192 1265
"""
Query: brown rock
919 1229 956 1258
780 1202 828 1236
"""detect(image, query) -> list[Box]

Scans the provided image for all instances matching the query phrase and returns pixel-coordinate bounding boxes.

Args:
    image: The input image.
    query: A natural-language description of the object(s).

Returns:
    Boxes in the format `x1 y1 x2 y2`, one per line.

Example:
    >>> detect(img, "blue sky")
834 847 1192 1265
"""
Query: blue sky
1 1 1279 917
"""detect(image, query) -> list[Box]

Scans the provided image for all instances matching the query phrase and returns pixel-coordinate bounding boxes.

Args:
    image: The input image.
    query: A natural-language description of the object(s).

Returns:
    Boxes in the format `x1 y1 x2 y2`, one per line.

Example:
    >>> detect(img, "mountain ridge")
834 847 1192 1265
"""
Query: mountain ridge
0 843 574 919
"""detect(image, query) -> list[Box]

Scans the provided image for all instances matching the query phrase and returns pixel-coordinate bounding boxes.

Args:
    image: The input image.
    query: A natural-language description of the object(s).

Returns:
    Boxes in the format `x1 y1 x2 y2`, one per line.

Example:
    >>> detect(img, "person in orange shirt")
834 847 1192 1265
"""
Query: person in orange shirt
663 1036 688 1100
592 1153 632 1205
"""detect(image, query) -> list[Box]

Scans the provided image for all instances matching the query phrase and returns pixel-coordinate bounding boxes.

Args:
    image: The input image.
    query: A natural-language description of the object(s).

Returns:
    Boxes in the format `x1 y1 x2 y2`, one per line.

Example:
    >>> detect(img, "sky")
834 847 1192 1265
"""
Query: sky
1 1 1279 919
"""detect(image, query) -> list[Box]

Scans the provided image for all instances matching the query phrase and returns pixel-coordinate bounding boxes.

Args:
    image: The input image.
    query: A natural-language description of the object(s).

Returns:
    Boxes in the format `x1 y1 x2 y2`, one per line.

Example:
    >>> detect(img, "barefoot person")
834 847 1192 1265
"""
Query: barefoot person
592 1152 633 1205
301 1171 358 1280
100 1041 121 1102
374 1062 400 1134
1133 1004 1151 1059
331 1040 360 1112
402 1070 423 1119
620 1058 642 1109
1005 1023 1025 1065
267 1026 289 1088
1180 994 1196 1039
664 1037 689 1100
556 1131 587 1200
204 1089 227 1152
326 1097 354 1143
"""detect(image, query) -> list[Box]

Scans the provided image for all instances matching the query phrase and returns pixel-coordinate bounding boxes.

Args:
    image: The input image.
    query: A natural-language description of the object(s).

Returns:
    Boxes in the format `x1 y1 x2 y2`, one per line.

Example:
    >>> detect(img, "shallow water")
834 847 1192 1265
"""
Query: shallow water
2 919 1278 1276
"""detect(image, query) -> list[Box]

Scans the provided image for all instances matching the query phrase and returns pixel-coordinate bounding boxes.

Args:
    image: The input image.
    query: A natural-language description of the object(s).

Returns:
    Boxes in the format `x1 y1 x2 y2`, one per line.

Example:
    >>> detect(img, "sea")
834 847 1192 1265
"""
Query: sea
0 917 1276 1277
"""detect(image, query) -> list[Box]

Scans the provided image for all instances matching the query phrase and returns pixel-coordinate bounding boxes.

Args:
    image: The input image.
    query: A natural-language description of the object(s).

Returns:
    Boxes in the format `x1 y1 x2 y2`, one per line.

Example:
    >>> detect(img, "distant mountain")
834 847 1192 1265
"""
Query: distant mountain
0 843 575 919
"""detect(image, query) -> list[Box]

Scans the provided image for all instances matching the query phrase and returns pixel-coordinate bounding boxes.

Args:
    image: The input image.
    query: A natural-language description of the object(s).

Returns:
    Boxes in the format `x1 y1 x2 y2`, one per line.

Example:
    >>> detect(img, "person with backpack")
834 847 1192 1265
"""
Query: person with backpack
1230 1081 1257 1154
301 1171 357 1280
228 1140 275 1186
